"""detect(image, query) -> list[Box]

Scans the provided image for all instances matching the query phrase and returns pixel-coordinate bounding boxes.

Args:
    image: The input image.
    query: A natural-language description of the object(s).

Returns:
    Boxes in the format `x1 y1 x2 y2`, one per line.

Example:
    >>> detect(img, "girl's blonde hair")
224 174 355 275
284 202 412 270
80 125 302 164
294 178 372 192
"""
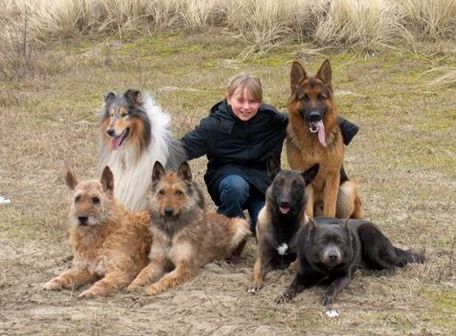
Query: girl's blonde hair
226 73 263 103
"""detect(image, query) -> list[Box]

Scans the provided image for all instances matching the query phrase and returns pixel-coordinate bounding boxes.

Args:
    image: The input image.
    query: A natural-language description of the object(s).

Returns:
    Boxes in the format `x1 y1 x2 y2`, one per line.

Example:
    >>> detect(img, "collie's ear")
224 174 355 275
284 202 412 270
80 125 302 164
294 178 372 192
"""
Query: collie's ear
65 170 78 190
290 61 307 94
152 161 166 182
124 89 143 106
316 59 332 86
302 164 319 186
101 166 114 194
104 91 116 104
267 155 281 181
177 162 192 182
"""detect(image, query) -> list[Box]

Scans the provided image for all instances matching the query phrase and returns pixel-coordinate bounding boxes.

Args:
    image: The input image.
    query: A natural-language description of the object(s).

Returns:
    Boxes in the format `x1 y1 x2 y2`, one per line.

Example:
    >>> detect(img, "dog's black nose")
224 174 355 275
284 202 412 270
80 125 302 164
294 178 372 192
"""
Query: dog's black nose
328 254 338 262
308 111 322 122
164 208 174 217
78 216 89 225
106 128 115 137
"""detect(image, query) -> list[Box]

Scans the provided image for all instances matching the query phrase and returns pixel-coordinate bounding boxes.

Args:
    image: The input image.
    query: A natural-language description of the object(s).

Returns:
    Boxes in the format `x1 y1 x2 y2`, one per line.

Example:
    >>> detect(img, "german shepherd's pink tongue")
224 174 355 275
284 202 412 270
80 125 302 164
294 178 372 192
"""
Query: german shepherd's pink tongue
309 120 326 147
279 207 290 214
111 136 123 150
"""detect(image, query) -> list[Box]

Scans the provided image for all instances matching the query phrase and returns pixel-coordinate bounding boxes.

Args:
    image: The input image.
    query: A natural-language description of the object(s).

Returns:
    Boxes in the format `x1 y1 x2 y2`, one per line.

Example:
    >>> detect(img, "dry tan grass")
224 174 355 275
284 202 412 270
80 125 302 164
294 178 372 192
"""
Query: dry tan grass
0 29 455 334
3 0 456 55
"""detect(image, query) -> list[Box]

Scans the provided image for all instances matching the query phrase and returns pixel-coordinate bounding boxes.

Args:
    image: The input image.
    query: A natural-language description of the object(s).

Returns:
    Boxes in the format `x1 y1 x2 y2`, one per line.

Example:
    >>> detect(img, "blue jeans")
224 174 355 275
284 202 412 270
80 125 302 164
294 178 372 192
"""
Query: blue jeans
217 175 265 232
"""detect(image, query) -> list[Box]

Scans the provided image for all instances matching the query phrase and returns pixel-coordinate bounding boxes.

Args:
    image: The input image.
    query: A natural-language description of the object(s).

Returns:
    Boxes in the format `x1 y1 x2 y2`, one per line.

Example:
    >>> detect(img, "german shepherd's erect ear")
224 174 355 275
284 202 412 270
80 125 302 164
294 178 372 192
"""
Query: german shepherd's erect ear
315 59 332 85
302 164 319 186
124 89 143 107
152 161 166 183
290 61 307 94
65 170 79 190
100 166 114 194
177 162 192 183
266 155 281 181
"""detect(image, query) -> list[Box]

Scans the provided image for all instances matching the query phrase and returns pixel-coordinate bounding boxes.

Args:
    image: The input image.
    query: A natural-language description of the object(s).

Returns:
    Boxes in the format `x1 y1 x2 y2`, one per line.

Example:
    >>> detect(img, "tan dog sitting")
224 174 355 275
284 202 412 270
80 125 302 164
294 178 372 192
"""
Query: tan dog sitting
43 167 152 298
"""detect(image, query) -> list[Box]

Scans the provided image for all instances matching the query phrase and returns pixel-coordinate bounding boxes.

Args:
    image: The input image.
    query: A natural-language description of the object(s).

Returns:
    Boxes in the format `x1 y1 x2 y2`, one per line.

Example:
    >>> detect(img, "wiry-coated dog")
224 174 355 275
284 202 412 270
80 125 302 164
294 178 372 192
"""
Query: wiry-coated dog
127 161 251 296
98 89 185 212
275 217 425 305
286 60 363 219
43 167 152 298
248 156 319 294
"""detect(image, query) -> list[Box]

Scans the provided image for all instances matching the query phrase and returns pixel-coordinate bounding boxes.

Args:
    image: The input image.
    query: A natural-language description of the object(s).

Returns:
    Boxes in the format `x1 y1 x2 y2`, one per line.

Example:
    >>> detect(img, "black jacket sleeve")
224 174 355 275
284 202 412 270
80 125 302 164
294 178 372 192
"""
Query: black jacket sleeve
337 117 359 145
180 117 213 160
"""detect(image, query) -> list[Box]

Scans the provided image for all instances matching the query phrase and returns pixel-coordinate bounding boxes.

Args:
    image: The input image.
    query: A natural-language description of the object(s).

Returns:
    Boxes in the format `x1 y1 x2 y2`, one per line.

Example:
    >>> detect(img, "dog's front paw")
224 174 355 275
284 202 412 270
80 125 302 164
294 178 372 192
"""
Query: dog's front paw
144 284 162 296
321 294 336 306
126 283 142 293
275 291 293 304
247 285 263 295
78 289 97 299
43 278 63 291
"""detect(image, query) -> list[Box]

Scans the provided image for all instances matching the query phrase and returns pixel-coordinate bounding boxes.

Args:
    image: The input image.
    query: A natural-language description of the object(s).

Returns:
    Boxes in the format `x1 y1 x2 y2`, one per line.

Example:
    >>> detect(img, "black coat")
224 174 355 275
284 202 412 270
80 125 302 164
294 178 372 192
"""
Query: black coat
181 100 288 205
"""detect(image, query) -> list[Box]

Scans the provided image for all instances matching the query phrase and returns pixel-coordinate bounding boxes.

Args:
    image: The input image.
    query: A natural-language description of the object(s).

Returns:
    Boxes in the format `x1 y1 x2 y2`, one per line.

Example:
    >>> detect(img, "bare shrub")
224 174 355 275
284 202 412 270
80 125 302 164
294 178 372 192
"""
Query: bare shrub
398 0 456 41
177 0 225 31
314 0 404 52
2 0 456 57
225 0 323 58
0 1 31 81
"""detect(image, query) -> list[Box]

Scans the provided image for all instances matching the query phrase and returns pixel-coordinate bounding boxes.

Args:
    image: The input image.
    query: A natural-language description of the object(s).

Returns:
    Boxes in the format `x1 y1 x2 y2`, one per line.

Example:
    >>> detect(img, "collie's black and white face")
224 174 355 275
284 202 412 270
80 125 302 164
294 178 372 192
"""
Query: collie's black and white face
102 89 151 151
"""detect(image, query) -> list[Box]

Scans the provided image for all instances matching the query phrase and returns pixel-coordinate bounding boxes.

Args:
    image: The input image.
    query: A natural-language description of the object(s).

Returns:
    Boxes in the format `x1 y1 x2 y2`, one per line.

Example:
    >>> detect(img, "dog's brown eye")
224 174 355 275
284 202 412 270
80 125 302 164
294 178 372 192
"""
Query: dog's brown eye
301 94 310 102
92 196 100 204
121 113 128 118
158 189 166 195
175 190 183 196
317 93 325 101
74 195 81 203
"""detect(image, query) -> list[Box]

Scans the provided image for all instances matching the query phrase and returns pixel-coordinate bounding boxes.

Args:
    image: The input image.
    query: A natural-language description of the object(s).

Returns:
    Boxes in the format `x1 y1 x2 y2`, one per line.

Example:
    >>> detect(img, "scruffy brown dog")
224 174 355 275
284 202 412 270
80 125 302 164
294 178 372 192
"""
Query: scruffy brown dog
43 167 152 298
127 161 251 296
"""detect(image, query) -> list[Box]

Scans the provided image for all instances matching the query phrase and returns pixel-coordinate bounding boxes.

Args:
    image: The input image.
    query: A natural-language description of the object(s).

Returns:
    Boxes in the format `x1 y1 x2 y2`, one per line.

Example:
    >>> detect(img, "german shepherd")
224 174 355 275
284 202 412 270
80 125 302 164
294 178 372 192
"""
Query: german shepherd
248 156 319 294
98 89 185 212
43 167 152 298
275 217 425 305
286 60 363 219
127 161 251 296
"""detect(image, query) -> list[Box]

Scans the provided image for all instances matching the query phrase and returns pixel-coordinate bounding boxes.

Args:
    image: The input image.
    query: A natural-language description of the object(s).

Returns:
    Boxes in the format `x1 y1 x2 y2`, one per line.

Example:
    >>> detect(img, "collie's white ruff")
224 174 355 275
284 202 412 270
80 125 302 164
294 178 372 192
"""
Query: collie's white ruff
98 94 173 212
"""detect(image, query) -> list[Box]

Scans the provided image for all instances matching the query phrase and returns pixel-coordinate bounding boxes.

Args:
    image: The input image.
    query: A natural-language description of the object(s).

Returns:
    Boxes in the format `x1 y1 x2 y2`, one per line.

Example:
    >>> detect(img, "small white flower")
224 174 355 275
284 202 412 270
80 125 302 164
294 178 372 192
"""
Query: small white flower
277 242 288 255
325 309 339 318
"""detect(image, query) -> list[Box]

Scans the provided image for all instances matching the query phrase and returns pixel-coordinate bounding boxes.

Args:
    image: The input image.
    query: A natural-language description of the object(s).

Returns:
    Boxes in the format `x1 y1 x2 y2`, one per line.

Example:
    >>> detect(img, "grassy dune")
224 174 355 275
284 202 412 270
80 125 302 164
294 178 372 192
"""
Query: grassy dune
0 1 455 335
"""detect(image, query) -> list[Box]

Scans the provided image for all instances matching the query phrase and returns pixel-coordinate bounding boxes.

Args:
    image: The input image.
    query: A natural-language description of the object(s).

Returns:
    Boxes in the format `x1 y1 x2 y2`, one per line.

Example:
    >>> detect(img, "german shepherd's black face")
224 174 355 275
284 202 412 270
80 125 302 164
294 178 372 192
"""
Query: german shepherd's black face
306 219 353 269
290 60 334 137
266 156 319 215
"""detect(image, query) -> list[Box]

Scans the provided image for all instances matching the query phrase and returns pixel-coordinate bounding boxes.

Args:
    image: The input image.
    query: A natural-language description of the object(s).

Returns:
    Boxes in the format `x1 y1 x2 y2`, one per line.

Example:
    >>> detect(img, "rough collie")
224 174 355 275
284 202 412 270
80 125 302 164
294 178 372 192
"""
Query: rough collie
98 89 185 211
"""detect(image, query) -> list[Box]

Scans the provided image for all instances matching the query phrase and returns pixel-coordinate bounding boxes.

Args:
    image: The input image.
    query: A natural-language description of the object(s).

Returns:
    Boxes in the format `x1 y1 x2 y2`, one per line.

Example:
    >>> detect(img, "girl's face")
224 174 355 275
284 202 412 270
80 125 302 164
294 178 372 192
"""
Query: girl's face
227 87 261 121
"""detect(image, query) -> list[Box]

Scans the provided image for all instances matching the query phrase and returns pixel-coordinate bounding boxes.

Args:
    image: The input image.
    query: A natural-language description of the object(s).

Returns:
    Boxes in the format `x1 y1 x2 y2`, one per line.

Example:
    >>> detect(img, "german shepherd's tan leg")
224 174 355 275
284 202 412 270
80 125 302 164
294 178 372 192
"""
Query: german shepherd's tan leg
336 181 364 219
126 259 167 292
305 185 315 218
79 271 132 298
323 173 340 217
43 268 95 291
